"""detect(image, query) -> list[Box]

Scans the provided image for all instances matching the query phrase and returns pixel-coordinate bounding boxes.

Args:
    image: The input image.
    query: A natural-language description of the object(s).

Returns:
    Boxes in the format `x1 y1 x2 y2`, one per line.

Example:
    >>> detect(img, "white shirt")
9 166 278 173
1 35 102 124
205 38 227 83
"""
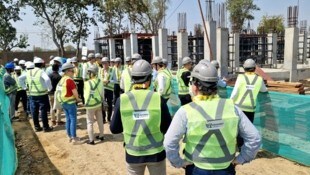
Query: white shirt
156 72 167 96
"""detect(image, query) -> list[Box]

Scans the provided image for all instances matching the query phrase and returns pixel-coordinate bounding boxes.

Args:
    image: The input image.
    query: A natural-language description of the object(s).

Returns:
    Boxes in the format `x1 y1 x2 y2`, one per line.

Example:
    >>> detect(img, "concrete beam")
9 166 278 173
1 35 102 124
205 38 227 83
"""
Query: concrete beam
108 38 115 59
158 28 168 59
204 21 217 61
284 27 298 81
123 38 131 59
177 31 188 69
216 28 229 77
130 33 138 55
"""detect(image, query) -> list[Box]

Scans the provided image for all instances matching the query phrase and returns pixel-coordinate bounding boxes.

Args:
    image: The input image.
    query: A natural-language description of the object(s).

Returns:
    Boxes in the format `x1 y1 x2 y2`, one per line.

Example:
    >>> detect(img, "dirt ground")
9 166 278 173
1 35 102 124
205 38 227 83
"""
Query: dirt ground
13 108 310 175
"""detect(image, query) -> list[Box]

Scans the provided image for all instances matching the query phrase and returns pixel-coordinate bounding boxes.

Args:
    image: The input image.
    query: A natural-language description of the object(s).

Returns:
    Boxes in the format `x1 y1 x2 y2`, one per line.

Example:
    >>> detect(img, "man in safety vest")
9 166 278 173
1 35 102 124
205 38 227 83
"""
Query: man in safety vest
230 58 267 123
14 66 28 119
84 65 105 145
177 57 193 105
72 57 85 104
101 57 113 123
27 57 53 132
58 63 82 144
152 57 172 103
95 53 103 80
18 60 27 74
110 59 171 175
110 57 122 105
164 60 262 175
120 53 142 93
83 53 97 81
4 62 18 120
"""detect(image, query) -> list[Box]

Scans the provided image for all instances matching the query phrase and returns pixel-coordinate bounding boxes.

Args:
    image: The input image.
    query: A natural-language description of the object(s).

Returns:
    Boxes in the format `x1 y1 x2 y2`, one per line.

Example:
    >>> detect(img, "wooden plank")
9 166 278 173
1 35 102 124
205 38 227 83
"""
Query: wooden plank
267 81 303 88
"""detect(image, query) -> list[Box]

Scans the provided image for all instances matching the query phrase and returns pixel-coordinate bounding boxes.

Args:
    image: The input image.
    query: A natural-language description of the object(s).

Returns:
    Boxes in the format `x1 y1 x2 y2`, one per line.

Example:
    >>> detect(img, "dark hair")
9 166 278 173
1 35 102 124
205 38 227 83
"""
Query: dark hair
244 67 255 72
132 74 152 84
52 64 59 72
192 77 218 96
34 63 43 68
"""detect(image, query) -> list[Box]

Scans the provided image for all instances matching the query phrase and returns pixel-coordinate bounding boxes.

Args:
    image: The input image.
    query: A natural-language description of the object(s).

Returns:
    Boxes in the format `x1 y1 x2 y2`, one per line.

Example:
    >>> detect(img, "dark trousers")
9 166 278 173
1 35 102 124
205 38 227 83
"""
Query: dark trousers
179 94 192 106
103 89 113 122
15 90 28 113
74 79 84 104
186 164 236 175
237 111 255 149
113 84 120 105
30 94 50 129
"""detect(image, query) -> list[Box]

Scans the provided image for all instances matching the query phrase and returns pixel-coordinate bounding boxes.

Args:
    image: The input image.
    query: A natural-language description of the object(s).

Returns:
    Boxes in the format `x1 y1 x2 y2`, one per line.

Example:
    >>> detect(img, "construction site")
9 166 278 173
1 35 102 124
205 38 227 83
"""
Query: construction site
1 0 310 175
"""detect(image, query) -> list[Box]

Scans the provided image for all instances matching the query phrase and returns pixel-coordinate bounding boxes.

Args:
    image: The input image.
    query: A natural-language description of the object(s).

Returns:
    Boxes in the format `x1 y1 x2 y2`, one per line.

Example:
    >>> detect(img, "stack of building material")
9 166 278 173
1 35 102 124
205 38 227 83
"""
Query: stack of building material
266 81 304 94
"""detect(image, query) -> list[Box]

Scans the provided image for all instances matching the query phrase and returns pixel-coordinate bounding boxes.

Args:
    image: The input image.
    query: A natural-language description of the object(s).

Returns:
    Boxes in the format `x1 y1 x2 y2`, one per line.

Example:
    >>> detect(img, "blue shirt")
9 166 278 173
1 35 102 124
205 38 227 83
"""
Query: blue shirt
163 103 261 168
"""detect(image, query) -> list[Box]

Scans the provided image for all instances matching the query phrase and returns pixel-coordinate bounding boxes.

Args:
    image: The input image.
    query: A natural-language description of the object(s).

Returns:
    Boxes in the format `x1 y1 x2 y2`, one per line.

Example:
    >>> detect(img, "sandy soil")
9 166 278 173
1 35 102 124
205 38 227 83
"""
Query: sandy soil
13 108 310 175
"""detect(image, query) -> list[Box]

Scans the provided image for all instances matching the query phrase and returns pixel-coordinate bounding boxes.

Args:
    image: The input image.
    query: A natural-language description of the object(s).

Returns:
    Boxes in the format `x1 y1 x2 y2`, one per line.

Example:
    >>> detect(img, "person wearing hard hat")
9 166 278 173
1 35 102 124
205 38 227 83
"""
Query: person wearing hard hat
177 57 193 105
14 66 28 119
110 58 115 67
211 60 227 88
27 57 53 132
57 63 82 144
120 53 142 93
101 57 113 123
4 62 18 120
82 53 96 81
20 62 35 116
95 53 103 80
84 65 105 145
46 56 62 76
152 57 172 103
124 56 131 69
110 57 122 105
72 57 85 104
13 58 19 66
110 59 171 175
164 60 262 175
18 60 27 73
49 61 64 126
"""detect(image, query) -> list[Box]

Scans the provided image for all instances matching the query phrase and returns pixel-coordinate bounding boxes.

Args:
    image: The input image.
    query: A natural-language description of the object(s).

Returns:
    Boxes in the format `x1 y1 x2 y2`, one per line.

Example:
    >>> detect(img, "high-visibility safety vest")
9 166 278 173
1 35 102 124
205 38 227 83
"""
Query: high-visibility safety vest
4 74 18 94
74 63 83 80
26 68 48 96
110 66 122 84
56 75 76 104
122 67 132 93
84 78 103 109
13 74 22 91
102 67 114 91
183 98 239 170
120 90 164 156
234 74 263 112
155 68 172 99
177 68 190 95
83 62 90 80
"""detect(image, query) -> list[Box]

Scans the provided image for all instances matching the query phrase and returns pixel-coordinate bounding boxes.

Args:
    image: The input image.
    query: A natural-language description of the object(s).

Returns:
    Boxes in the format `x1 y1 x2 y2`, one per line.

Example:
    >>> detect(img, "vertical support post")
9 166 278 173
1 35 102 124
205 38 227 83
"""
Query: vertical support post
158 28 168 59
204 21 217 61
284 27 298 82
152 36 159 58
123 38 131 59
229 33 240 73
177 31 188 69
267 33 278 68
130 33 138 55
108 38 115 59
216 28 229 77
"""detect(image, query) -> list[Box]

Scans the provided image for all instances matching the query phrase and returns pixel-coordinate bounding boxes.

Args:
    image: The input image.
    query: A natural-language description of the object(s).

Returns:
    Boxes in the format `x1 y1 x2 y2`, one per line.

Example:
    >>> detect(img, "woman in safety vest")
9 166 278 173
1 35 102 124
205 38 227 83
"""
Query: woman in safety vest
164 60 261 175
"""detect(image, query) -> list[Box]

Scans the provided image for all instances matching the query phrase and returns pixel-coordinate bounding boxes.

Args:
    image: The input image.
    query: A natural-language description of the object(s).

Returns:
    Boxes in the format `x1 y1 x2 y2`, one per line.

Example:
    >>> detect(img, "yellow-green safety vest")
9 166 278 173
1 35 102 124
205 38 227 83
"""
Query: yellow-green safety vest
183 98 239 170
102 67 114 91
123 67 132 93
110 66 122 84
74 63 83 80
234 74 263 112
13 74 22 91
120 90 164 156
84 78 103 109
155 68 172 99
177 68 190 95
56 75 76 104
26 68 48 96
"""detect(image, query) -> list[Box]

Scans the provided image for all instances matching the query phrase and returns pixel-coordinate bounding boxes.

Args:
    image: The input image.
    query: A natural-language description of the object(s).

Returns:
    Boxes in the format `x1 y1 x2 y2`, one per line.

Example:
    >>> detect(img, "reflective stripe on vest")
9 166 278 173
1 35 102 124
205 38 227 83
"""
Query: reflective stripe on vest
102 68 114 91
56 76 76 104
123 68 132 93
84 79 102 109
177 68 189 95
183 98 238 170
14 74 22 91
235 74 262 112
120 90 163 156
27 68 48 96
74 63 83 80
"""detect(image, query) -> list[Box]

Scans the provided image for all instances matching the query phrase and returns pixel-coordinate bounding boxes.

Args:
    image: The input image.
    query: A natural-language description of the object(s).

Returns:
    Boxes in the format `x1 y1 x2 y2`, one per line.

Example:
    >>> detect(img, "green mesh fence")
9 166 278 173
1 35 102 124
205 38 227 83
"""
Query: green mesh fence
0 67 17 175
227 86 310 166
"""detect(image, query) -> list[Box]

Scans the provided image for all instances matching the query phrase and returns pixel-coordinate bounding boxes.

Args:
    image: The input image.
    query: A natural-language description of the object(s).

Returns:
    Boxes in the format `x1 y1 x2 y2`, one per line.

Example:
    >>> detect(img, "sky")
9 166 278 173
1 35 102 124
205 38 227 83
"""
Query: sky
12 0 310 51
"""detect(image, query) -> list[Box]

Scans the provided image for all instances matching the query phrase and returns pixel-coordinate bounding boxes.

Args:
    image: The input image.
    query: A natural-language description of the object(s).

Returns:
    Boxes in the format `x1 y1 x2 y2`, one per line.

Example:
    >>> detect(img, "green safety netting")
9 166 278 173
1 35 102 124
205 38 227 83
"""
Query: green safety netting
0 67 17 175
226 86 310 166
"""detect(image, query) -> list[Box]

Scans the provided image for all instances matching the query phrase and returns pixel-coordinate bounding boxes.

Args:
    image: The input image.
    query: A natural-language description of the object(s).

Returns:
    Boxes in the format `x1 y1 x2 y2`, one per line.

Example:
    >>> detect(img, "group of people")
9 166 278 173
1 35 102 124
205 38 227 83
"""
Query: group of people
4 53 267 174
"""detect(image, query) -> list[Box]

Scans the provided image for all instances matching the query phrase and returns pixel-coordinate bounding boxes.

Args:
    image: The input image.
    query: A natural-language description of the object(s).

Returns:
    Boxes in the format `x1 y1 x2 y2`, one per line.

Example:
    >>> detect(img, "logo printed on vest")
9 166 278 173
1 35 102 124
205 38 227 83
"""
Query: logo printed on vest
246 85 255 90
133 110 150 120
206 120 224 130
90 90 95 94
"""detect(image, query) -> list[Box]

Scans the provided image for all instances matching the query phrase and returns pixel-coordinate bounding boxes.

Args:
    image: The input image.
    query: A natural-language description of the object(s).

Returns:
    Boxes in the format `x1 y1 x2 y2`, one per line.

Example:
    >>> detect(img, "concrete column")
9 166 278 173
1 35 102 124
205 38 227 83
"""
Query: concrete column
130 33 138 55
158 28 168 59
216 28 229 77
167 39 172 69
284 27 298 82
123 38 131 59
152 36 159 58
177 31 188 69
299 32 307 64
229 33 240 73
193 39 197 63
108 38 115 59
204 21 217 61
267 33 278 68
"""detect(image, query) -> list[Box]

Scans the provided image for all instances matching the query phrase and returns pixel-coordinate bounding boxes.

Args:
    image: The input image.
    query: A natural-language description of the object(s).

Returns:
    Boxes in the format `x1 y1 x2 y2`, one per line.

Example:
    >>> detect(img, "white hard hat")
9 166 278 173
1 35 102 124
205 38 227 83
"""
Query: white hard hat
110 58 115 62
67 58 72 64
81 56 87 61
151 56 163 64
49 55 54 60
71 57 77 63
114 57 122 62
101 57 109 62
95 53 102 58
211 60 219 69
14 66 22 70
62 63 74 72
182 57 192 65
132 53 142 61
19 60 26 65
53 56 63 64
88 53 95 58
162 58 168 65
33 57 44 64
26 62 35 69
49 60 54 65
14 58 19 62
87 65 99 75
191 60 218 83
125 56 131 62
243 58 256 69
131 60 153 84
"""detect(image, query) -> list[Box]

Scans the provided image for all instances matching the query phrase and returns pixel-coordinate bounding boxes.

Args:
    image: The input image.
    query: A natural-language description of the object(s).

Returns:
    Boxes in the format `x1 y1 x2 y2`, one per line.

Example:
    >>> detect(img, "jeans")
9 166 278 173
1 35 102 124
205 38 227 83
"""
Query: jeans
15 90 28 114
8 92 16 119
103 89 113 122
30 94 50 129
185 164 235 175
62 103 77 138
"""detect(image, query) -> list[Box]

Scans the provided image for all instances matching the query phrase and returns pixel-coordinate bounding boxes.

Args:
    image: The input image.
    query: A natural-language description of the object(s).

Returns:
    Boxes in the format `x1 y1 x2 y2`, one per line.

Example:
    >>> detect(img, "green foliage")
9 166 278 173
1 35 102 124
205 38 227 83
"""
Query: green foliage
257 15 285 34
226 0 260 32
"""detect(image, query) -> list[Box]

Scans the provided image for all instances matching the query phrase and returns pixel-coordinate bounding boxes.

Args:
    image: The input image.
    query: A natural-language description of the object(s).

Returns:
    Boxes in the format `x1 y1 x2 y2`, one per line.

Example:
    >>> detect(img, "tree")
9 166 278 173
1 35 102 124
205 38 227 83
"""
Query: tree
257 15 285 34
226 0 260 33
0 0 29 51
